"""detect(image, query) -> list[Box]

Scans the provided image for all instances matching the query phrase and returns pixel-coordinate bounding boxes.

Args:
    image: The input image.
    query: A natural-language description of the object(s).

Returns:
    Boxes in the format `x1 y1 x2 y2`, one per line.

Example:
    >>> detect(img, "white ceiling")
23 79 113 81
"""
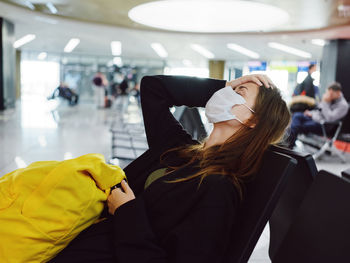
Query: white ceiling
1 1 350 68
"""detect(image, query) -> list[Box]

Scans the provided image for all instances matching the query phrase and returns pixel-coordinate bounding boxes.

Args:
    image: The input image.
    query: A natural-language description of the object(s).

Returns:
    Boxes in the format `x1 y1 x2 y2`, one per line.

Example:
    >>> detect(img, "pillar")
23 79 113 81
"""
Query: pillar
320 39 350 132
15 50 21 99
209 60 225 79
0 17 15 110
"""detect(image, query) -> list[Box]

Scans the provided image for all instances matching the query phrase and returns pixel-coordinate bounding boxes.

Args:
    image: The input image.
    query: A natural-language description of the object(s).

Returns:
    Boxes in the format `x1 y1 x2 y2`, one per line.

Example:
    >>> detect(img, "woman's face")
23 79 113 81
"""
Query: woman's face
226 82 260 128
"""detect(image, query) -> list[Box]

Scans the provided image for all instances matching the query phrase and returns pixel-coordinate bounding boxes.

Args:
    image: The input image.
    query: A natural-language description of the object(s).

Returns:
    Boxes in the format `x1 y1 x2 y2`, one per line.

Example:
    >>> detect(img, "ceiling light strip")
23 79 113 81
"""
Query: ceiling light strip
38 52 47 60
311 39 326 47
151 43 168 58
190 44 214 59
64 38 80 53
13 34 36 48
24 0 35 10
46 3 58 14
268 42 312 58
227 43 260 59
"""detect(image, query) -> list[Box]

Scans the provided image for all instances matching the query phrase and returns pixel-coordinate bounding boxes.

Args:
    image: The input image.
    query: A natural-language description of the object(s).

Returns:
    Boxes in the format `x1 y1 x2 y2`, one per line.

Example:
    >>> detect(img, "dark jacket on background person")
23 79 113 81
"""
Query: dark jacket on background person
52 75 239 263
299 73 315 98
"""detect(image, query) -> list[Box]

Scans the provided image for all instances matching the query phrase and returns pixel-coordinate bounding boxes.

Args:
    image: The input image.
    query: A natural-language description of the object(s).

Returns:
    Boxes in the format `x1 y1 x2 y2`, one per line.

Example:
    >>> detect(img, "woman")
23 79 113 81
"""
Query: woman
52 74 290 263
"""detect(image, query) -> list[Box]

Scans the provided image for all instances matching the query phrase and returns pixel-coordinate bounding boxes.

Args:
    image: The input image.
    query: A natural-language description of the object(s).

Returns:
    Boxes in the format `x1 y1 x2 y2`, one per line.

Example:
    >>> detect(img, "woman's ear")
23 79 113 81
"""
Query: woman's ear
248 123 256 129
246 119 257 129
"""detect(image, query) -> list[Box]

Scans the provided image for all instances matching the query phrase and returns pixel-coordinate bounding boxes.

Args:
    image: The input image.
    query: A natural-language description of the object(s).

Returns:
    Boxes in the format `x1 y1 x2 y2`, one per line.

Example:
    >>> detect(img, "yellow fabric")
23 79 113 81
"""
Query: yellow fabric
0 153 126 263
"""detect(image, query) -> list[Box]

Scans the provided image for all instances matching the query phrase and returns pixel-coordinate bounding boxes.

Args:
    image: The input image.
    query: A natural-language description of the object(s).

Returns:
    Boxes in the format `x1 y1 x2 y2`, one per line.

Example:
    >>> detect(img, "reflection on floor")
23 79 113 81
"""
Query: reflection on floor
0 96 349 262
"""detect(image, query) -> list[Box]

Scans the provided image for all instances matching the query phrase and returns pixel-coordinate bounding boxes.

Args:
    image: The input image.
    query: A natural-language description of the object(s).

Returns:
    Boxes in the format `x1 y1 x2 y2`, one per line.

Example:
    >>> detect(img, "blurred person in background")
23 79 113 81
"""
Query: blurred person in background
294 64 317 98
288 82 349 148
93 71 109 108
50 82 79 106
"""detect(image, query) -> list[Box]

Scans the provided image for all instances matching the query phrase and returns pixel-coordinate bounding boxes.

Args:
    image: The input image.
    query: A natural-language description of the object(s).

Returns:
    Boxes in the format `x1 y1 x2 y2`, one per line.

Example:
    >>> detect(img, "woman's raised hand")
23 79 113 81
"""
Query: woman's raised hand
107 180 136 215
227 74 275 89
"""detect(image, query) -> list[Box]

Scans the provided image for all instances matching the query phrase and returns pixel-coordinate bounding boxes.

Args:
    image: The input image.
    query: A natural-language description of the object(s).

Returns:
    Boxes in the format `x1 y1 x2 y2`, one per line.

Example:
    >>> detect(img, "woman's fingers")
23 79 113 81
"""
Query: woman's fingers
229 74 276 89
107 181 135 215
250 74 275 88
251 76 263 87
253 75 269 88
121 180 132 195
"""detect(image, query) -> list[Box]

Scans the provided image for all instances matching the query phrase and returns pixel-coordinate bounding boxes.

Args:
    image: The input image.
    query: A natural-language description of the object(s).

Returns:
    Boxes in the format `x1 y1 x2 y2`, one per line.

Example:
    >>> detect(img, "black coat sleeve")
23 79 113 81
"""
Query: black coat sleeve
112 178 239 263
140 75 226 150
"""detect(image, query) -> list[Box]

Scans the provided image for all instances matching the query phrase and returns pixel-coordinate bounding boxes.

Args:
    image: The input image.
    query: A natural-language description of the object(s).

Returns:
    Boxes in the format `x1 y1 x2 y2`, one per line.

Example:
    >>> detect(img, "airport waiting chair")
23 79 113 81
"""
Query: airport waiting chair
341 167 350 180
312 119 345 162
298 103 350 162
173 106 207 141
272 170 350 263
268 145 318 260
227 150 297 262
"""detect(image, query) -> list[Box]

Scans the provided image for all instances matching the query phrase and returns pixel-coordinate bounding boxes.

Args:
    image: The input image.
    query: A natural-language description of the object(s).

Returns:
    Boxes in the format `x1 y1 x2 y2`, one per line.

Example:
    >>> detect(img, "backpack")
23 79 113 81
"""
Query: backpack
0 154 125 262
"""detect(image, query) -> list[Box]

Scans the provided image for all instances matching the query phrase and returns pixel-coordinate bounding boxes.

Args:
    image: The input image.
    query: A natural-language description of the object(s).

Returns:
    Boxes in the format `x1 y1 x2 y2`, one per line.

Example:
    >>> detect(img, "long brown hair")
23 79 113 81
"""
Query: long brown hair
160 85 291 198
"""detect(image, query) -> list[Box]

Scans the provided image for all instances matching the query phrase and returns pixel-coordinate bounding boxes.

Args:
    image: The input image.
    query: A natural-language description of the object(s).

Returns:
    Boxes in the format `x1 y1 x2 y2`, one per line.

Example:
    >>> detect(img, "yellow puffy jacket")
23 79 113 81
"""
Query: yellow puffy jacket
0 154 126 263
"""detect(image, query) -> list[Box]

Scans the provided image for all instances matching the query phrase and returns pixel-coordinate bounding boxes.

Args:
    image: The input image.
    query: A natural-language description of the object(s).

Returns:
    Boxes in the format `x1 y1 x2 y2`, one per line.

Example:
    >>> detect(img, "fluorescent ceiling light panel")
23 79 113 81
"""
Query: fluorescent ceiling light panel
311 39 326 46
38 52 47 60
268 42 312 58
151 43 168 58
64 38 80 53
46 2 58 14
111 41 122 56
190 44 214 59
129 0 289 33
13 34 36 48
24 0 35 10
227 43 260 59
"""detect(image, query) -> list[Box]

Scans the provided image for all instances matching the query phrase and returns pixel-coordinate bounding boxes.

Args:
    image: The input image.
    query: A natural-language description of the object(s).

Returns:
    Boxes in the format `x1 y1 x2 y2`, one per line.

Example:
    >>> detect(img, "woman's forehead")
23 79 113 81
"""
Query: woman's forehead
238 82 259 93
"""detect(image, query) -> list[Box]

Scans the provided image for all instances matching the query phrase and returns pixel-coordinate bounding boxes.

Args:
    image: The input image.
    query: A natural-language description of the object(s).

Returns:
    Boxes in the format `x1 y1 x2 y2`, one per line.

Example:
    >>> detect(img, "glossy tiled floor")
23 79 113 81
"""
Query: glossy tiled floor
1 95 349 262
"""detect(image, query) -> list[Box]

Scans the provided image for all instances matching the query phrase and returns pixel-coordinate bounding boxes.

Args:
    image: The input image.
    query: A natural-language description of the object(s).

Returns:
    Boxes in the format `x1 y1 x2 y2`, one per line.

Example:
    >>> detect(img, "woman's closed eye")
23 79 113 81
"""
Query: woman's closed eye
235 86 248 97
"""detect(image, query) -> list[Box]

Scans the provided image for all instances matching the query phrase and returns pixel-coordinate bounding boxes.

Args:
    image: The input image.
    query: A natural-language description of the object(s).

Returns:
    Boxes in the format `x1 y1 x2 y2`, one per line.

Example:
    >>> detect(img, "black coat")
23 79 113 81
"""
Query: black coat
53 75 239 263
300 74 315 98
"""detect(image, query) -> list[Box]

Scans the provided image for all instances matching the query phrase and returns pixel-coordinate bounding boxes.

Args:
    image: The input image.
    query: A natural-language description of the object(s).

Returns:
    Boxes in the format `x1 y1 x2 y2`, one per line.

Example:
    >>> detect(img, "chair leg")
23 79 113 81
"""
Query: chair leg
330 145 347 163
312 142 330 160
312 141 347 163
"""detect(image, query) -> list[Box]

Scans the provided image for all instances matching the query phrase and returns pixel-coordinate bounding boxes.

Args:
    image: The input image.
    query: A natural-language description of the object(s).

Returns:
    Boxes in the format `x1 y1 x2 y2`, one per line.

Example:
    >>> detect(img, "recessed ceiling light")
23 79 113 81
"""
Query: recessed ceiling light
311 39 326 46
129 0 289 33
227 43 260 59
111 41 122 56
190 44 214 59
64 38 80 53
13 34 36 48
268 42 312 58
38 52 47 60
151 43 168 58
24 0 35 10
46 3 58 14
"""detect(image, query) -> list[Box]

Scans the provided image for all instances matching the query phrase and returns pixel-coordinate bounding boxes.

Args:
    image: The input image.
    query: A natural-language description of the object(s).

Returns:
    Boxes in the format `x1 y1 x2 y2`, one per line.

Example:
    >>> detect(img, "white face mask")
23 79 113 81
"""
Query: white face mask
205 86 255 124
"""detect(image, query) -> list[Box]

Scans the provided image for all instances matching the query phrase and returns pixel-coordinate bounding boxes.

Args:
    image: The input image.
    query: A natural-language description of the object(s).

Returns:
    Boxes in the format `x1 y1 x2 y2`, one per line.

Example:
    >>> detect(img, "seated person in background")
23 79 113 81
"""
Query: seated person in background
288 82 349 148
52 74 290 263
52 83 79 106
